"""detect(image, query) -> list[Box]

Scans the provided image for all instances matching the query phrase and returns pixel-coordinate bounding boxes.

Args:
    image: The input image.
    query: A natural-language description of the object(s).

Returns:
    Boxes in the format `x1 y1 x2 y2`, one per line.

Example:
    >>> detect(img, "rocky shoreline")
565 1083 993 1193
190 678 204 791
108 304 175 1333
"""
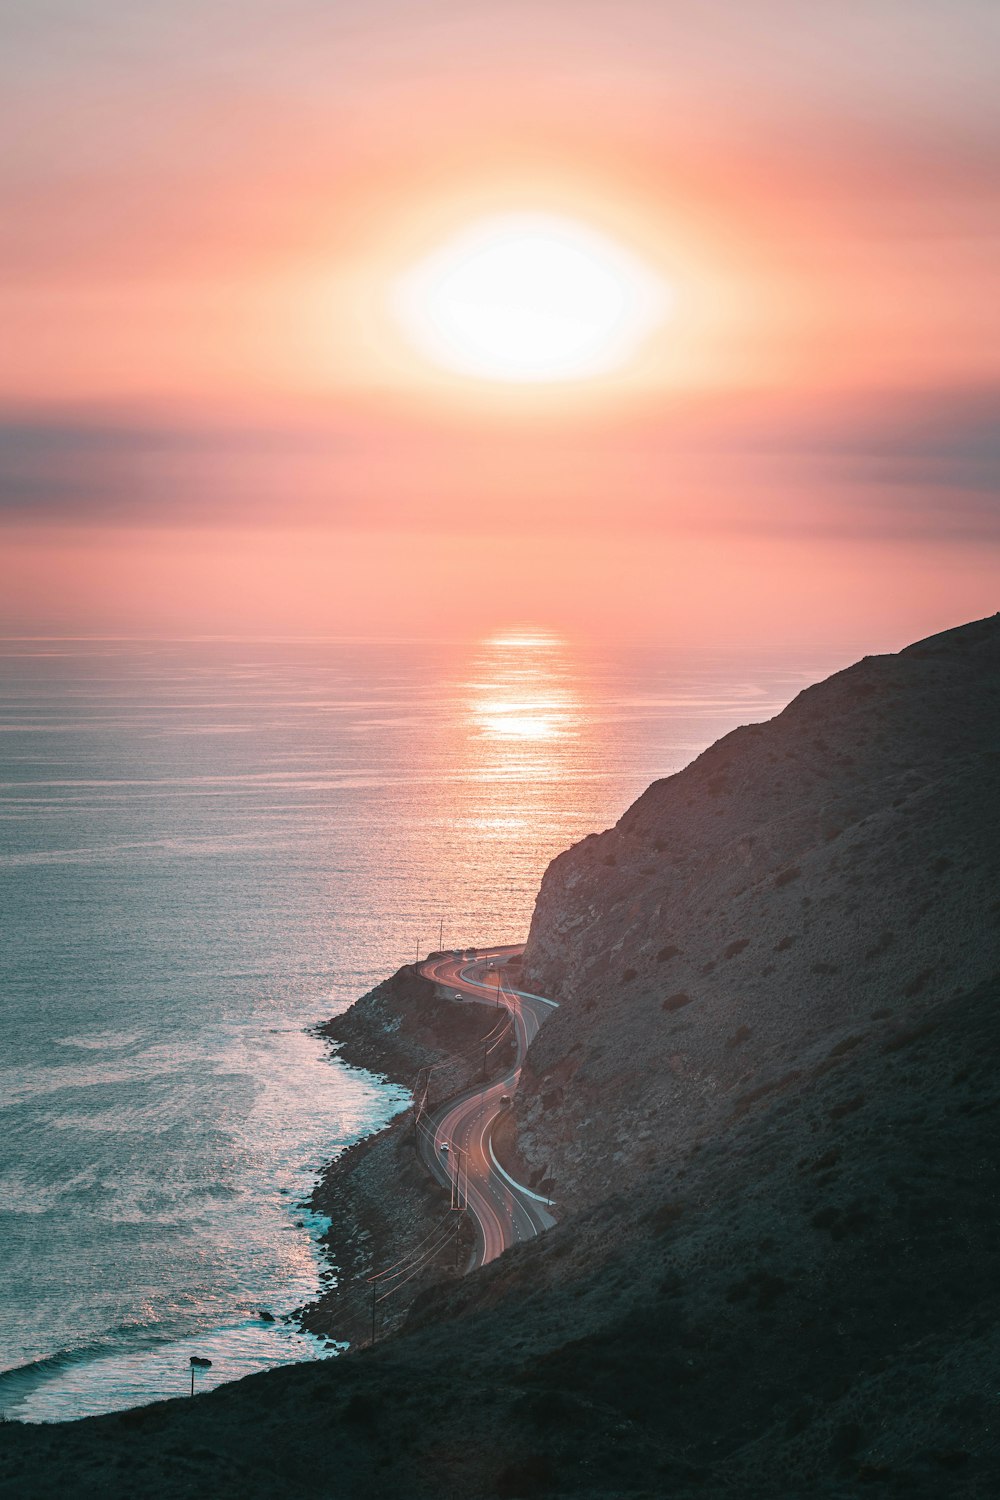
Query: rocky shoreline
297 960 514 1345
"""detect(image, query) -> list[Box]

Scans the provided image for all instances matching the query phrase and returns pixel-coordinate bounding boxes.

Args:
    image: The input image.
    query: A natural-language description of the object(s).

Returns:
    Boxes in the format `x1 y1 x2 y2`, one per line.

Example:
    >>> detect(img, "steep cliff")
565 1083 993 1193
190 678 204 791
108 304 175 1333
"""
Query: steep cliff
519 614 1000 1209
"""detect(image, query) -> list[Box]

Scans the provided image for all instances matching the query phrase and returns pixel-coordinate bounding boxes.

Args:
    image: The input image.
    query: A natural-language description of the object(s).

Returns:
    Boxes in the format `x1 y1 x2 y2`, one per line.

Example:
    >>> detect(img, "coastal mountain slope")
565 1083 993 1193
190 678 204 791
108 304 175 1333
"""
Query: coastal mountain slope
6 962 1000 1499
3 613 999 1499
518 613 1000 1209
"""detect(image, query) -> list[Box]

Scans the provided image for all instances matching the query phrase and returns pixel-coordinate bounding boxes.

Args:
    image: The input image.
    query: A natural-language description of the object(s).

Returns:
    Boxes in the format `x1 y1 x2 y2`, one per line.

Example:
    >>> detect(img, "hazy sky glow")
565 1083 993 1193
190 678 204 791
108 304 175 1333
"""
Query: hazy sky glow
1 0 997 644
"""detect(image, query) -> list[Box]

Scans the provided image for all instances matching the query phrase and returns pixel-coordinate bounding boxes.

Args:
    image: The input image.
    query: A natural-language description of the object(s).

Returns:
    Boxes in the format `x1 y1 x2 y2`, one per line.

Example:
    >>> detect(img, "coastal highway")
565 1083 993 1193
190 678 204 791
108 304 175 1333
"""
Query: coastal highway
416 948 557 1267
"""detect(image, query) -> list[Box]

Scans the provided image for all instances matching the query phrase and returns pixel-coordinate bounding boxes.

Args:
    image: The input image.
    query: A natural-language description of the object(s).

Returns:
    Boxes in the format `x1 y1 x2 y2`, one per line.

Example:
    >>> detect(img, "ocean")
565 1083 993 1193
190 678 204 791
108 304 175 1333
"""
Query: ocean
0 631 849 1421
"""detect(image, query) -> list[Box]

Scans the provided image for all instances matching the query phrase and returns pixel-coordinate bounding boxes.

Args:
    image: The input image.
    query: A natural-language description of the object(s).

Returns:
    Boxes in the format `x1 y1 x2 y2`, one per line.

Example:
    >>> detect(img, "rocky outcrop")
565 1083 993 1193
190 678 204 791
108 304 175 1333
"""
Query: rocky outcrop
301 963 513 1344
519 614 1000 1210
319 961 511 1106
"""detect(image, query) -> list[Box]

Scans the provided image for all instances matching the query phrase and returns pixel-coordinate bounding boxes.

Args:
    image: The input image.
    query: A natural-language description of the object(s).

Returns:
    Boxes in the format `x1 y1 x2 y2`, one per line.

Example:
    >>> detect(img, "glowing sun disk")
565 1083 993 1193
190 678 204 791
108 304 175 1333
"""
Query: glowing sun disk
393 214 669 383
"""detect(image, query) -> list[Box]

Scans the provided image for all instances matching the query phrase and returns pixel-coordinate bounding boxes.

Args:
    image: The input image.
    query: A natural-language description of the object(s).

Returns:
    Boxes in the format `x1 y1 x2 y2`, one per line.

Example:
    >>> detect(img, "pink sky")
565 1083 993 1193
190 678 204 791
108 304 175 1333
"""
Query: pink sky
1 1 997 647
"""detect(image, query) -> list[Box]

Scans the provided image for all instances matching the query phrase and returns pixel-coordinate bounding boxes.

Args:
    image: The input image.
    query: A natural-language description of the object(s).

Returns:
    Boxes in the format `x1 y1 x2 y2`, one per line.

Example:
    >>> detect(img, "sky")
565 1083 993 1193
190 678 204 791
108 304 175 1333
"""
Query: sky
1 0 998 647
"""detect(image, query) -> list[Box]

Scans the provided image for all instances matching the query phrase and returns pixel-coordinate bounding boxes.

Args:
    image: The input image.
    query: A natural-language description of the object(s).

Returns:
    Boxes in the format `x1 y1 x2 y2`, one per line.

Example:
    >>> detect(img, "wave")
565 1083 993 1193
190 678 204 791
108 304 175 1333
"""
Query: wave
0 1330 171 1407
0 1318 338 1424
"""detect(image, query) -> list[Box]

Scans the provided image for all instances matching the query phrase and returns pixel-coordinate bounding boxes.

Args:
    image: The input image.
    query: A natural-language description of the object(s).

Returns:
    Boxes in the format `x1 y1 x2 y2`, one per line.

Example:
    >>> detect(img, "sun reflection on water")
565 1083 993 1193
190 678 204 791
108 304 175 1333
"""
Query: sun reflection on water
469 628 581 752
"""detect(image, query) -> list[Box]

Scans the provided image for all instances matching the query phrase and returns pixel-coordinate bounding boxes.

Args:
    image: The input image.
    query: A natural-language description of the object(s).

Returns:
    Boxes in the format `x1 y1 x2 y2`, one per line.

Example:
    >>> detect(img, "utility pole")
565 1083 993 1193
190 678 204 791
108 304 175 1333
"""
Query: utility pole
439 916 444 950
483 1039 489 1081
451 1146 466 1211
412 1070 426 1139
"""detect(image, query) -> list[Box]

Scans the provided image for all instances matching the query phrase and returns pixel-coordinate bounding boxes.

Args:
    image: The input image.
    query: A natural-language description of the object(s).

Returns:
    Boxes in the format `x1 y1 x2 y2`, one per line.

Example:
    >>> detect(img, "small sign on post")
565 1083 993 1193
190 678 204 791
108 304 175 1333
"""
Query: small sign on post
189 1355 213 1396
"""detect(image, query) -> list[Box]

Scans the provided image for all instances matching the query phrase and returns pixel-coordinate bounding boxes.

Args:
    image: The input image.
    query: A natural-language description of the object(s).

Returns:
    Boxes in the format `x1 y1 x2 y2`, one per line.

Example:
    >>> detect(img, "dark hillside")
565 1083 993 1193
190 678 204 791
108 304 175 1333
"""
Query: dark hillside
4 969 999 1497
518 613 1000 1209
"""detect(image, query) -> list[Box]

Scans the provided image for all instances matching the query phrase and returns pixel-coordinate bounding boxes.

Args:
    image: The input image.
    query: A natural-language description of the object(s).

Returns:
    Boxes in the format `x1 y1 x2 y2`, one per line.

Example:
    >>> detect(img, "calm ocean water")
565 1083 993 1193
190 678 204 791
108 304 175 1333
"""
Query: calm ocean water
0 632 849 1421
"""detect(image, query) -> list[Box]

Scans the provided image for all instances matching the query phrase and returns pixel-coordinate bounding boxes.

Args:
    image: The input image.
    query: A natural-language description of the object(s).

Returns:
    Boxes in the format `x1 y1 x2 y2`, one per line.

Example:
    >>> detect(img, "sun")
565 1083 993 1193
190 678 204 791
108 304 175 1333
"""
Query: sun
392 213 670 383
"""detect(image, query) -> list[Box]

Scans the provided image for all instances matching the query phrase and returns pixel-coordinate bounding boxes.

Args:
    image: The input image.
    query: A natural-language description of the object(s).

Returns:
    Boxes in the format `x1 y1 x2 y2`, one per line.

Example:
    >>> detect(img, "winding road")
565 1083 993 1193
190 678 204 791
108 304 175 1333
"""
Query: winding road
416 947 558 1268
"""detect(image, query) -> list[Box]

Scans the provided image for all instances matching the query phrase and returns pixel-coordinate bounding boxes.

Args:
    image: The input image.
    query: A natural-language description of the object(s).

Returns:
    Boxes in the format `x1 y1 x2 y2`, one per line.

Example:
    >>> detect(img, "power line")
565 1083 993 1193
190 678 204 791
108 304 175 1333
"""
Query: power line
376 1225 462 1303
366 1216 458 1283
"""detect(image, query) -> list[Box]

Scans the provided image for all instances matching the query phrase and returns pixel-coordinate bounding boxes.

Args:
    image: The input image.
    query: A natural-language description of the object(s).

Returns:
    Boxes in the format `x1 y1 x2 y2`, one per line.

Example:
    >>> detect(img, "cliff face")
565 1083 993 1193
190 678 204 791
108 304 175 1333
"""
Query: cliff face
519 615 1000 1209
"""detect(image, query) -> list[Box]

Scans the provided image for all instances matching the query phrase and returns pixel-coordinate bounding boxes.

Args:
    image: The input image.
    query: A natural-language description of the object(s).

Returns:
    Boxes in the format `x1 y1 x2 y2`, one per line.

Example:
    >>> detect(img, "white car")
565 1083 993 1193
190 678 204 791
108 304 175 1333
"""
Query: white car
439 1142 450 1154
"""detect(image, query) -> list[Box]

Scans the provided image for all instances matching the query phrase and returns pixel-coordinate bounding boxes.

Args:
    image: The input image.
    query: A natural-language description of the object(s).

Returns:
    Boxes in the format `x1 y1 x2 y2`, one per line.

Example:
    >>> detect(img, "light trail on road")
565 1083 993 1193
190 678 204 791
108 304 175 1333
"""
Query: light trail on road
416 946 557 1267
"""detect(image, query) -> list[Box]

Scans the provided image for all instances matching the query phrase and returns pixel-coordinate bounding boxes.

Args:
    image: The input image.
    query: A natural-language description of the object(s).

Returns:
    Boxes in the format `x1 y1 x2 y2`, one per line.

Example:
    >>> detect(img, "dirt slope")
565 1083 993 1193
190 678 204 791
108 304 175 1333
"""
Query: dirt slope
518 613 1000 1210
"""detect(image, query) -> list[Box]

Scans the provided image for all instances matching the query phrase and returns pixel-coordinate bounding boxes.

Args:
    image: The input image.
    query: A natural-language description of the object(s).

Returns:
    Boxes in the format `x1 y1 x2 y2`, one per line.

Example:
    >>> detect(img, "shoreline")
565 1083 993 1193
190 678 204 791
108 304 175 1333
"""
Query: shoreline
0 1009 410 1425
297 956 517 1345
1 952 528 1421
